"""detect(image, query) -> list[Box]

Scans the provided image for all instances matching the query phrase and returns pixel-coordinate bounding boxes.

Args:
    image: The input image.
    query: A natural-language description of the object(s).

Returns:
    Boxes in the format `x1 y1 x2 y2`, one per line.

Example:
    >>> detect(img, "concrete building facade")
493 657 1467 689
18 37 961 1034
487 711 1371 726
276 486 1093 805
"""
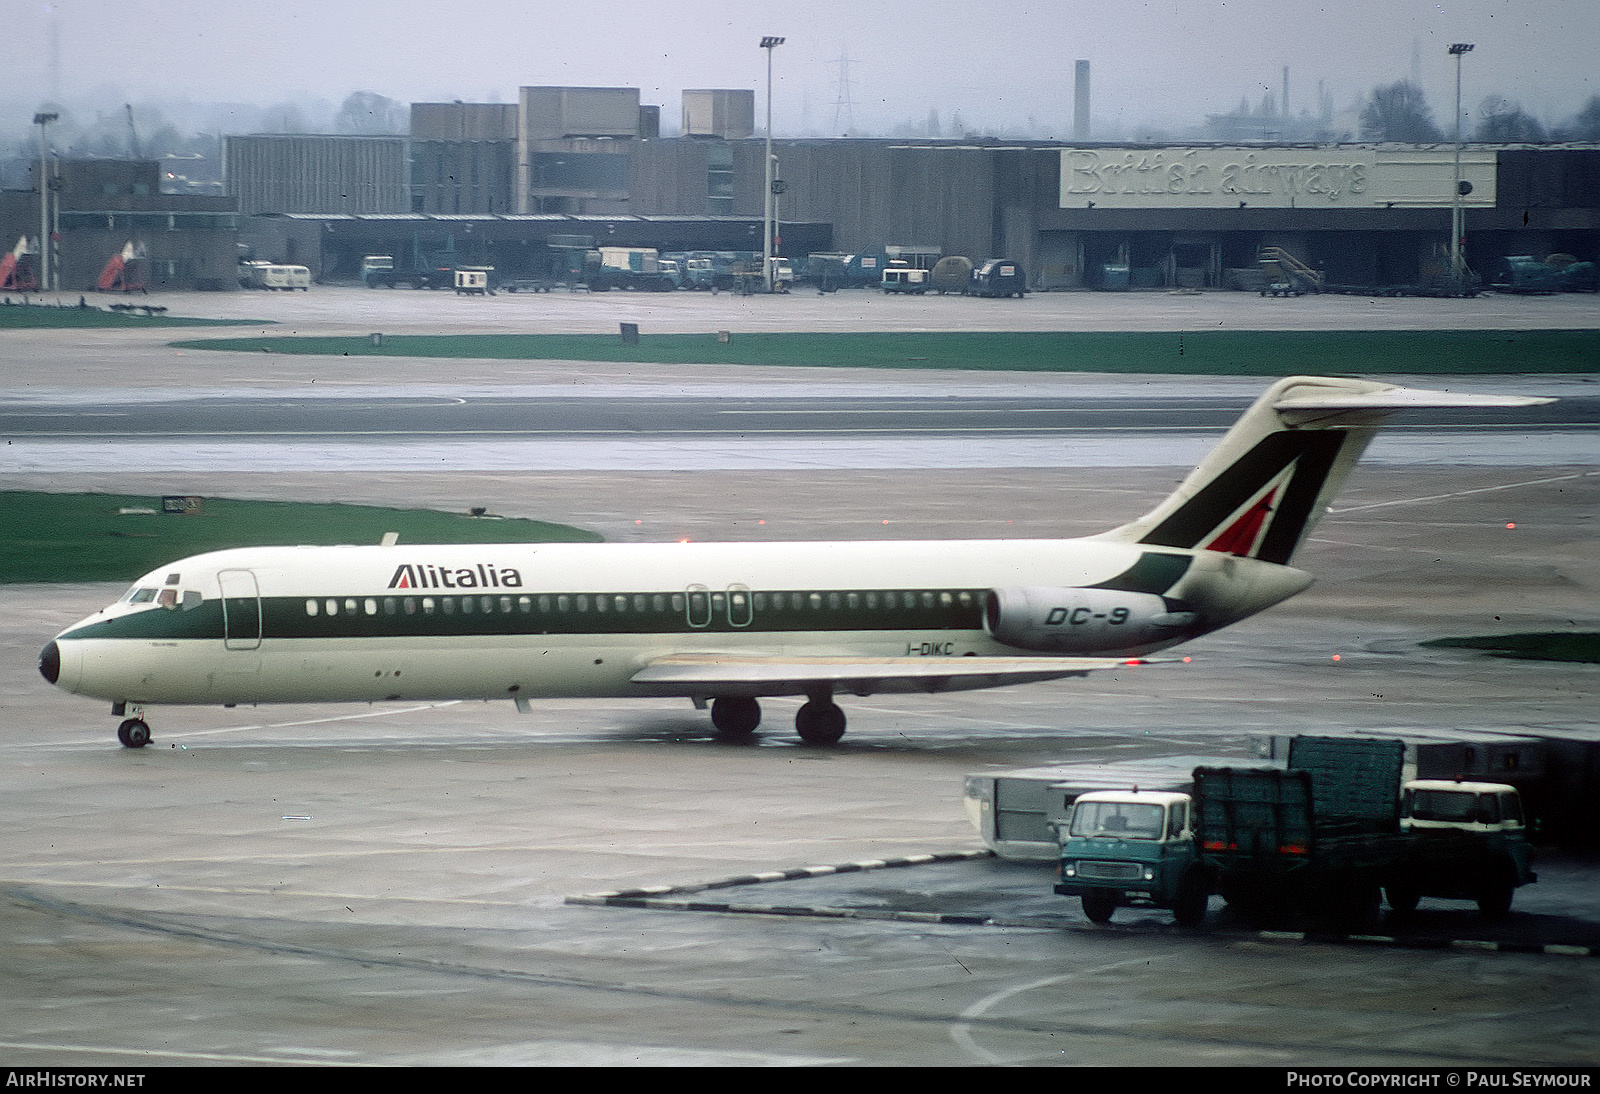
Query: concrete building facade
410 103 518 215
92 81 1600 292
0 159 239 291
223 134 409 215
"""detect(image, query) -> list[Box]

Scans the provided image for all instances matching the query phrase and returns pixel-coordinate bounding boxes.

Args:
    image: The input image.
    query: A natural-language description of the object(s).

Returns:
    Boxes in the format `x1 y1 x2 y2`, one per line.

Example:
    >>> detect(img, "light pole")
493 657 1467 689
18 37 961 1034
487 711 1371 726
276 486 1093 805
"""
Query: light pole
33 112 58 293
760 35 784 293
1449 42 1474 290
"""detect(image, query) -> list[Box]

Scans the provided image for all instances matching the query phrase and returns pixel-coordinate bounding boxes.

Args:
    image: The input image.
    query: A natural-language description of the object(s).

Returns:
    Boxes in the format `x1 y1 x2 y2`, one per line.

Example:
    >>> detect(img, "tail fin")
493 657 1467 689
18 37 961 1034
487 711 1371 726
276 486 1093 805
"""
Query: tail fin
1097 376 1551 566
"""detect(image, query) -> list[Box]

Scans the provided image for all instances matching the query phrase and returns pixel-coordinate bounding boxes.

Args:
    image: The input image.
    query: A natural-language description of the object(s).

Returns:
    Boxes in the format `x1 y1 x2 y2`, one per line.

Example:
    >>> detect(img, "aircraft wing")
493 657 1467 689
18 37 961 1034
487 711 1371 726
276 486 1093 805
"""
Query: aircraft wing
630 652 1164 697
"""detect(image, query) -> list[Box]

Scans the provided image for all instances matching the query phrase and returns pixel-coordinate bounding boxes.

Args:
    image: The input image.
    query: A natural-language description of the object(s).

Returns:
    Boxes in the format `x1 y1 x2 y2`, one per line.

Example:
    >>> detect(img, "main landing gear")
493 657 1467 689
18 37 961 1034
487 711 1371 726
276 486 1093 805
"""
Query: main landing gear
708 694 849 746
114 704 151 748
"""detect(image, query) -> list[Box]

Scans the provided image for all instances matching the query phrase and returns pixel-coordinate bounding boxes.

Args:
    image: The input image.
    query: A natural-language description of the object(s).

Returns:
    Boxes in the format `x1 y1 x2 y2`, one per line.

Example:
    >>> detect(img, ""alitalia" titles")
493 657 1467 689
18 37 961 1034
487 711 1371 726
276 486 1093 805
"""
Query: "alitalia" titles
388 563 523 590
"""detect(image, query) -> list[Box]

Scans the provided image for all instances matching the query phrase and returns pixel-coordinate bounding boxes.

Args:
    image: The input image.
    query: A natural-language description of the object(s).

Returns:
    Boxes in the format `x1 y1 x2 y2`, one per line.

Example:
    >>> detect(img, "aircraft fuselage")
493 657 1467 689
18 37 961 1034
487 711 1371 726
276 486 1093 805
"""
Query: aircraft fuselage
44 537 1308 708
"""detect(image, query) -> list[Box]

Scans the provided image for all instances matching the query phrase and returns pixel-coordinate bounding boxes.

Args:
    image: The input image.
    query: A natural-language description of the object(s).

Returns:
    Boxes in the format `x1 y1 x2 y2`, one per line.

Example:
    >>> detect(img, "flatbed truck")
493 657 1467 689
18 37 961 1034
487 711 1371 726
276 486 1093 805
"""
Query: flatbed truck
1055 736 1535 928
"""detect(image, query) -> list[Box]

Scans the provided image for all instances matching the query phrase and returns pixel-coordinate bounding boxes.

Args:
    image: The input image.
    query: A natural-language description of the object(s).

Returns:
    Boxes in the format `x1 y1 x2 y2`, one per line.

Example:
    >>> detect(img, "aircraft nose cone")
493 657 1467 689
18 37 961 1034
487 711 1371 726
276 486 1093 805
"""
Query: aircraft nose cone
39 640 61 685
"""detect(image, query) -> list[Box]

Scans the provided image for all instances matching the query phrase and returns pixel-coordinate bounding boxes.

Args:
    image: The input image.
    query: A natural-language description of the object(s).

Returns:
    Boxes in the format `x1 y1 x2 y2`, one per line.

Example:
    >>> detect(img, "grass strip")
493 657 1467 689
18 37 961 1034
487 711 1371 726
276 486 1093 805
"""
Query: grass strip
1421 633 1600 664
0 303 257 329
1 492 600 584
167 329 1600 375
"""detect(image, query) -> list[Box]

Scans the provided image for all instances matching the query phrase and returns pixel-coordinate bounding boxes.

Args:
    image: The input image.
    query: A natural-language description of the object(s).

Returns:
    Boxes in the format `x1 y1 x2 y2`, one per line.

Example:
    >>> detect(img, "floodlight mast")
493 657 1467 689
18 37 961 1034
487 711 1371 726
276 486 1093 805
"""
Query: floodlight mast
1449 42 1474 291
33 112 58 292
761 36 785 293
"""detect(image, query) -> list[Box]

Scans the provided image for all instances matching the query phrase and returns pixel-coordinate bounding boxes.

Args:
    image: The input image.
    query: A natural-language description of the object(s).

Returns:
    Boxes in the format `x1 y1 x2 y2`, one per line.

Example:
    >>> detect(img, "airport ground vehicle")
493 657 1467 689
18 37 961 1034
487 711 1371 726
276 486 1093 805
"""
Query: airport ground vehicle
930 256 973 294
1486 255 1598 294
805 251 887 289
239 262 310 291
767 257 794 292
358 255 454 290
1387 779 1537 917
881 266 929 294
360 255 395 287
453 267 495 296
967 259 1026 298
1055 787 1211 925
1055 736 1535 927
0 237 39 291
586 247 676 292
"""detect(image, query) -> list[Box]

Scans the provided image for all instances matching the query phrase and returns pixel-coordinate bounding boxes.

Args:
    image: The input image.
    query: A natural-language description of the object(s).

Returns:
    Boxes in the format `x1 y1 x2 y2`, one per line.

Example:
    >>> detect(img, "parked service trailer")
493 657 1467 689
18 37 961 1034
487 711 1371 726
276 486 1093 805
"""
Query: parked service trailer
454 267 494 295
881 266 929 294
968 259 1026 298
963 755 1253 861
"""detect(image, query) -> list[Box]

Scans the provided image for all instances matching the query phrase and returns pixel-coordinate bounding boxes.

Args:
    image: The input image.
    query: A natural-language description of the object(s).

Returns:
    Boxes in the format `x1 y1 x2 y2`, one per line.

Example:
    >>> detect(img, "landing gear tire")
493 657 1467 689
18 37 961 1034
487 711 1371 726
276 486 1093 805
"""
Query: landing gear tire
117 719 151 749
710 697 761 738
794 699 846 746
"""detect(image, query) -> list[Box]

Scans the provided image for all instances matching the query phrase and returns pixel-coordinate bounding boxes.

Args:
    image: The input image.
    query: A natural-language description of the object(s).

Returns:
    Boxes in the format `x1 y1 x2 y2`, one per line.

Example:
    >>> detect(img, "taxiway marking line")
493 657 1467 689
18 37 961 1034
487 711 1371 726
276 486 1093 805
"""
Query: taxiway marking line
1328 470 1597 514
950 955 1173 1065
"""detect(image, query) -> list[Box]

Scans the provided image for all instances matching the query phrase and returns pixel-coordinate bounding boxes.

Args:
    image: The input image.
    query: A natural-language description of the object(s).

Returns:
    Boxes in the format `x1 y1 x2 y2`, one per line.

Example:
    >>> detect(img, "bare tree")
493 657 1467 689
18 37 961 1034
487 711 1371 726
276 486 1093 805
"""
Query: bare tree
334 92 407 135
1475 96 1547 142
1555 94 1600 140
1359 80 1444 142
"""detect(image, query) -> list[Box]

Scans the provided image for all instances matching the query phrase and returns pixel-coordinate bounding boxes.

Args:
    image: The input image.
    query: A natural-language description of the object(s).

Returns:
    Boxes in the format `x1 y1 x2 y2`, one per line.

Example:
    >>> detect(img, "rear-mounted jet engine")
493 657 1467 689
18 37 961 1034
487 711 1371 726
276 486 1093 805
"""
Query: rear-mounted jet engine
984 587 1199 653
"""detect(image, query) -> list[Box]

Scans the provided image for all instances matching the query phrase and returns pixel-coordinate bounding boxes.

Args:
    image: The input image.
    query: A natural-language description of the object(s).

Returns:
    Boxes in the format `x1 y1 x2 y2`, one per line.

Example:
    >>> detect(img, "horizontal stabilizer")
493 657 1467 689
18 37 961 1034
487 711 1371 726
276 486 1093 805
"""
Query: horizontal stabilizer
1273 386 1553 426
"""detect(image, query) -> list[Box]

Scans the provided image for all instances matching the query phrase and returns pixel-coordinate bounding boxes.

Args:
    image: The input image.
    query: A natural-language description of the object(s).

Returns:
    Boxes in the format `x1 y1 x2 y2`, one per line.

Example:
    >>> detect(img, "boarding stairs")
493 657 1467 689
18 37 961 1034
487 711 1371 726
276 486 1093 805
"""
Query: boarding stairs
1257 247 1324 296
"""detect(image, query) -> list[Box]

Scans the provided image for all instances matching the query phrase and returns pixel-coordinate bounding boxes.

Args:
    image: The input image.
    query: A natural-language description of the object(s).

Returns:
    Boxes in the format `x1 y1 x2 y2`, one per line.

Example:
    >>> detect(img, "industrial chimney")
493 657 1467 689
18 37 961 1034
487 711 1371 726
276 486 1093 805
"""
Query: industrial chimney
1074 60 1090 140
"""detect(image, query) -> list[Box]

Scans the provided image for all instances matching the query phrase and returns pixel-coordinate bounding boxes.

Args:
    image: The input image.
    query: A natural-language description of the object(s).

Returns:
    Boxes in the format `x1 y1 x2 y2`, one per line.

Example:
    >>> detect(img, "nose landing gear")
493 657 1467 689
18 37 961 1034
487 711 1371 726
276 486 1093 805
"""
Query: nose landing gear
114 704 152 748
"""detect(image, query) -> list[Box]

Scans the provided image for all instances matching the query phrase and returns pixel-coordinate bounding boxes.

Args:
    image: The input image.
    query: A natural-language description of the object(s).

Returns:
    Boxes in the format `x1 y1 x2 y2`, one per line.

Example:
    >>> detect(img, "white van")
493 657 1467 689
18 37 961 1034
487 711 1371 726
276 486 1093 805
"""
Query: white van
242 263 311 291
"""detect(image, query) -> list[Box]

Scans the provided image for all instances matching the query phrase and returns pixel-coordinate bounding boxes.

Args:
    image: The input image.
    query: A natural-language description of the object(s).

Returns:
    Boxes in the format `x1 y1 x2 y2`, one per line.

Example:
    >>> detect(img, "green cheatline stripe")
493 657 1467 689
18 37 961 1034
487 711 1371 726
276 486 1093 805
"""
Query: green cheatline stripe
0 492 601 585
59 588 990 642
166 329 1600 374
1420 632 1600 663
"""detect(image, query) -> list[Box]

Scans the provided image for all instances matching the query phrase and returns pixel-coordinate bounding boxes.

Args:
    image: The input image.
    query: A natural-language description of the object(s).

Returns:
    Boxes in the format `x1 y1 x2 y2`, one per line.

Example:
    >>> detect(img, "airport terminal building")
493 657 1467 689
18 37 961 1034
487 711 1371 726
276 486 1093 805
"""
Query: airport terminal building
6 83 1597 291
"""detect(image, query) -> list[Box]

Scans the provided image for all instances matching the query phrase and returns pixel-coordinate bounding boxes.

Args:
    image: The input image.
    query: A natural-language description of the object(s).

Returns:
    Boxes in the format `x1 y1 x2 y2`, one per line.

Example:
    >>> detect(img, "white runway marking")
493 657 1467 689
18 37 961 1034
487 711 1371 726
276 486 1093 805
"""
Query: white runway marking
1327 470 1598 513
950 954 1171 1064
6 432 1592 472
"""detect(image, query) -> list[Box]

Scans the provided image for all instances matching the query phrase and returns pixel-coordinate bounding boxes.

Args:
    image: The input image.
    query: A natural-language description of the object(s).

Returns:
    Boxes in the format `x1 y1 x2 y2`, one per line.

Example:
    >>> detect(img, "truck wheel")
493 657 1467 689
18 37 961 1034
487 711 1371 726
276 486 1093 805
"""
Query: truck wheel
1343 883 1382 931
1081 891 1116 925
1385 883 1420 917
1477 863 1517 919
1173 873 1209 928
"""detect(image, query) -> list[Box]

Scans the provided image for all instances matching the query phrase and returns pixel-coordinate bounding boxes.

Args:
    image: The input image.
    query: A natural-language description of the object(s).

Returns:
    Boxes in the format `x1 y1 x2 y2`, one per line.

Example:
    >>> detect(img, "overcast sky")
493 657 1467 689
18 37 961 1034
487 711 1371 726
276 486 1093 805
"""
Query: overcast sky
9 0 1599 135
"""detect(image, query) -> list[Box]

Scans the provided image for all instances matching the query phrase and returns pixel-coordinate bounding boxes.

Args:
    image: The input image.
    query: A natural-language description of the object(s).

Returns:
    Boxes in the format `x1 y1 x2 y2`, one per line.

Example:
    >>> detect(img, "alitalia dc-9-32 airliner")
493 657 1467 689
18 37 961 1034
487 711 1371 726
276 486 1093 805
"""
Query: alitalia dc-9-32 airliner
40 375 1548 748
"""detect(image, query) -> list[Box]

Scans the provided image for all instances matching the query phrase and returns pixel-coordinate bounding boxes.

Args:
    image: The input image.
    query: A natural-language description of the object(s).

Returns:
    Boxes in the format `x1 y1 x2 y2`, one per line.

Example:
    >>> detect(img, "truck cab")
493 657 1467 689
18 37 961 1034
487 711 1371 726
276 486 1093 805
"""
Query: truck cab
360 254 395 287
1054 789 1208 926
1388 779 1536 917
768 257 794 293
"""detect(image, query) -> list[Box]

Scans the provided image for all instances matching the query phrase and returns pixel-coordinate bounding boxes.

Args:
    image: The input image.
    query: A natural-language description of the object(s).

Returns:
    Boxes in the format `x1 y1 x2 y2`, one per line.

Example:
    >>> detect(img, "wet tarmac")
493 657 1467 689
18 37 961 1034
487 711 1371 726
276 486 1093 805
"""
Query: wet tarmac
0 289 1595 1066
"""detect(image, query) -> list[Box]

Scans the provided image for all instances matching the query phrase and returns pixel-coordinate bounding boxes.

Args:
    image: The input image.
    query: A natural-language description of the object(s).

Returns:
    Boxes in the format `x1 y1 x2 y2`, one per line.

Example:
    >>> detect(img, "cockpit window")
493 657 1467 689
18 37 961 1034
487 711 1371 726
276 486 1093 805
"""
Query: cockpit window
126 587 158 604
